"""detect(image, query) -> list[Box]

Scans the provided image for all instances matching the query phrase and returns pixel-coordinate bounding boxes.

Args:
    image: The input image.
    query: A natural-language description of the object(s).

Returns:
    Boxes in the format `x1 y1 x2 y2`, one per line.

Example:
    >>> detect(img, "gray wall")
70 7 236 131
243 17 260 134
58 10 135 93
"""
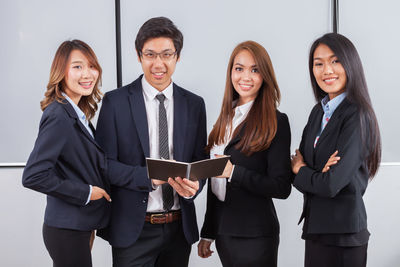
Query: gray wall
1 0 400 266
1 0 399 162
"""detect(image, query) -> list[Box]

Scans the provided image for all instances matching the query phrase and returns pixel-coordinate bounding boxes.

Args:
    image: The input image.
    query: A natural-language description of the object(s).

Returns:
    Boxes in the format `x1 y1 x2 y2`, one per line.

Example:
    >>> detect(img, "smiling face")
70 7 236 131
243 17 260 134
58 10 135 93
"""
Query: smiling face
231 50 262 106
63 49 99 105
313 44 347 100
138 37 178 91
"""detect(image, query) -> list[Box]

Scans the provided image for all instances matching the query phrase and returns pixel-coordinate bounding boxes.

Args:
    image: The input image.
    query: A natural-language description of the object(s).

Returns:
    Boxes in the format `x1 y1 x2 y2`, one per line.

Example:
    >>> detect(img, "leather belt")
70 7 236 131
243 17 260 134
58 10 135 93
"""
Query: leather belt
145 210 181 224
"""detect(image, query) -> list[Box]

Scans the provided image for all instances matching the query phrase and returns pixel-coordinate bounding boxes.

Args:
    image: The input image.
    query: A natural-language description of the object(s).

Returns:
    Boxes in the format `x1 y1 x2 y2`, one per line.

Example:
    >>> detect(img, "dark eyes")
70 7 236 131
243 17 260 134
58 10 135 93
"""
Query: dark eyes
314 59 340 67
142 51 176 60
234 67 258 73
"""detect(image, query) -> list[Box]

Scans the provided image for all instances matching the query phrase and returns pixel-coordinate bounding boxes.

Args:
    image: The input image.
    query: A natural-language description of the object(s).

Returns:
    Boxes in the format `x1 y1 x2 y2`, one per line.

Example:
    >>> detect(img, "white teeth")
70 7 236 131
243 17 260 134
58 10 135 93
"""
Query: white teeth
80 82 92 86
324 78 337 82
154 73 164 76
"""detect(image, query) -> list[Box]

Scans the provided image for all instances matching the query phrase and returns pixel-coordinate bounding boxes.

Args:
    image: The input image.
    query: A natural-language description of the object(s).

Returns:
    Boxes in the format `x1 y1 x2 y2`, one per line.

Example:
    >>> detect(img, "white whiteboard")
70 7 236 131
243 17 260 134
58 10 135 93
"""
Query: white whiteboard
0 0 117 162
1 0 398 162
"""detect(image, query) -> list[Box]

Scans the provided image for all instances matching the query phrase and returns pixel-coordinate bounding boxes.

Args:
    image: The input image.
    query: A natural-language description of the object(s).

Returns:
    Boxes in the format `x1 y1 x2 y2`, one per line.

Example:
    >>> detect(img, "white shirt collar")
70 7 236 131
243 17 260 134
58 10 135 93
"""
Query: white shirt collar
61 92 86 121
234 99 254 117
141 76 173 101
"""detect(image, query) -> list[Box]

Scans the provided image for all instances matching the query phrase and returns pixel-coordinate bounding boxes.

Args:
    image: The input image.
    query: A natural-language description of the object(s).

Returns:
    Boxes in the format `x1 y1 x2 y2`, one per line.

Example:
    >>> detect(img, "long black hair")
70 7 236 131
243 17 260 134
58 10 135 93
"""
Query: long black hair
309 33 381 178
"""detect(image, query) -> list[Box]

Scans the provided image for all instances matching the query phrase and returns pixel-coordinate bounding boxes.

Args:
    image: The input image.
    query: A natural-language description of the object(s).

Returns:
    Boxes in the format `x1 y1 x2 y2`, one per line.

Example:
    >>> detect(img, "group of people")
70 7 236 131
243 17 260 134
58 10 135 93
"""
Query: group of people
22 16 381 267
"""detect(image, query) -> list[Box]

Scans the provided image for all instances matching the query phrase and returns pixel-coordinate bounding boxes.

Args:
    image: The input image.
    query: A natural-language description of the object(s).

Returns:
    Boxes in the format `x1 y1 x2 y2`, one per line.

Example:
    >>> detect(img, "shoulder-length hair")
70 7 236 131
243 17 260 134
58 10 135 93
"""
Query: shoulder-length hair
40 39 102 120
207 40 281 156
309 33 381 177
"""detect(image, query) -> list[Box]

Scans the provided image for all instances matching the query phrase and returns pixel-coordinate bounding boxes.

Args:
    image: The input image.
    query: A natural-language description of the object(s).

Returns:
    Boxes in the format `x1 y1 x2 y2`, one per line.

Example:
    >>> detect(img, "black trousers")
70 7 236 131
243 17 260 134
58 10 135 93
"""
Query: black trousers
215 235 279 267
305 240 368 267
112 220 191 267
42 223 92 267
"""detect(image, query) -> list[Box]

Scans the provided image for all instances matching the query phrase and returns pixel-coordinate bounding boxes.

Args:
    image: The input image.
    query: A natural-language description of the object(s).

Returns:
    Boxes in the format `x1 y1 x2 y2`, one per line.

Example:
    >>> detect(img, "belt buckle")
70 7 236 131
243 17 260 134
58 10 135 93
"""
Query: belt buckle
150 213 164 224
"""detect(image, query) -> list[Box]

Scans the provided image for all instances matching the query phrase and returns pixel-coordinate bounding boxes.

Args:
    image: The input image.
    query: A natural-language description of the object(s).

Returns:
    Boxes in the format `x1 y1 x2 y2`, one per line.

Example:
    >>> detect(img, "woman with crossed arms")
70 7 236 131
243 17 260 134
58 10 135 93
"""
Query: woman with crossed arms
291 33 381 267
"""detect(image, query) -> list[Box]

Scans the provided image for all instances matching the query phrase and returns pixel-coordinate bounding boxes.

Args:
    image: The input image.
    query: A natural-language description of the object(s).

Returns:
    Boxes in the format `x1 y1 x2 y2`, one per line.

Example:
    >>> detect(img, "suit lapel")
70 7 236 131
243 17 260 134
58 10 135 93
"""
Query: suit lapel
302 105 323 165
61 101 103 150
224 129 242 153
314 99 349 150
128 81 150 157
173 84 187 161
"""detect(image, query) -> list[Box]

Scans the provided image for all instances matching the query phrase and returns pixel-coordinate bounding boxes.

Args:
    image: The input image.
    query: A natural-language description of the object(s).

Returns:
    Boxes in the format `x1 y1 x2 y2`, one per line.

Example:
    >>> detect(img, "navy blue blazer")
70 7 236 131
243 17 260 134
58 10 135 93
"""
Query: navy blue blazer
293 99 369 234
201 111 292 239
95 76 207 248
22 100 146 231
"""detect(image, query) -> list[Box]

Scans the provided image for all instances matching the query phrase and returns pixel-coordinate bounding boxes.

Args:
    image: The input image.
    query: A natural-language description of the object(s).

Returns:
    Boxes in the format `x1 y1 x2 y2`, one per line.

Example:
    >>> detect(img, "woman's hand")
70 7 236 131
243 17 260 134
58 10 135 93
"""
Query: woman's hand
197 239 214 258
90 186 111 202
215 154 233 178
291 149 306 174
322 150 340 172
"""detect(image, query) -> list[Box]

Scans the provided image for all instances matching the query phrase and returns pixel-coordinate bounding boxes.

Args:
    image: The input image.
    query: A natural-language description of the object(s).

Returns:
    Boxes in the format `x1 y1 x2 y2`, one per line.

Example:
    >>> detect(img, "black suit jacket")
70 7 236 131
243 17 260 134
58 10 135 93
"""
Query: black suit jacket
201 111 292 239
95 76 207 248
293 98 369 234
22 100 146 231
22 100 110 231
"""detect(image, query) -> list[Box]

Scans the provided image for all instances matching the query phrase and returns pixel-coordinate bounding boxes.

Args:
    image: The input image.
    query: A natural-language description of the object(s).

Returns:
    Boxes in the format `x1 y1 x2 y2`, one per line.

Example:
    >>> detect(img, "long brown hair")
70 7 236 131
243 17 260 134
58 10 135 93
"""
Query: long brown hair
40 39 102 120
207 41 281 156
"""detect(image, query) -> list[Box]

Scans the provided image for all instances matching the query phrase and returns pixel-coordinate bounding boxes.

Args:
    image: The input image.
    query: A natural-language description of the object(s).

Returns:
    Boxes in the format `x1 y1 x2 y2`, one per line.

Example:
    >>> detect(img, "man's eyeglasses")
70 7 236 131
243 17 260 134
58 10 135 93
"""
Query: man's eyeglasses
140 50 177 61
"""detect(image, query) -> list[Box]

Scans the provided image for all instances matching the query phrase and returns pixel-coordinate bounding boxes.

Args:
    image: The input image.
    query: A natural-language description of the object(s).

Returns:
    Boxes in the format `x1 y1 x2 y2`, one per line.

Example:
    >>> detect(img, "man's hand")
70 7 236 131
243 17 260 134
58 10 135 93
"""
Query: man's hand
197 239 214 258
168 177 199 197
90 186 111 202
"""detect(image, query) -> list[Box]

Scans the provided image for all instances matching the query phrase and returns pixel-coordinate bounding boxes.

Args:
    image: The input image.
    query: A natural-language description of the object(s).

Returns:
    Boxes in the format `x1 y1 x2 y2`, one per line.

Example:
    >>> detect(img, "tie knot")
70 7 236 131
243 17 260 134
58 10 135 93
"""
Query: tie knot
156 94 166 103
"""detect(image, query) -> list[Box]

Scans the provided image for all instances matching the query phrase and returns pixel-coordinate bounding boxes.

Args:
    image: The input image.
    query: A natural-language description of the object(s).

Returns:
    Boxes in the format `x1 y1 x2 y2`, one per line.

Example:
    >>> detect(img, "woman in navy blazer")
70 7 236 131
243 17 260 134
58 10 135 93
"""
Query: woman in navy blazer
197 41 292 267
22 40 151 267
291 33 381 267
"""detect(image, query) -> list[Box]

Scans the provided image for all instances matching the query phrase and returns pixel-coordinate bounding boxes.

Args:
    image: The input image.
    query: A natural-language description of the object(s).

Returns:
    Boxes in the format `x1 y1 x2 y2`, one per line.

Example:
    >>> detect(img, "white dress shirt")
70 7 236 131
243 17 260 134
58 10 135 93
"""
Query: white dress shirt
210 100 254 201
141 77 180 212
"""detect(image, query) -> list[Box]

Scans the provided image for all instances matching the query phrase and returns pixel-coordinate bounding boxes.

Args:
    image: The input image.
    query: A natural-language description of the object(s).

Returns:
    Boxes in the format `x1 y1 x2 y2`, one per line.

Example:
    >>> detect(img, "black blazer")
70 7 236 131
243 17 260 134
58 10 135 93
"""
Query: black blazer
95 76 207 248
22 100 143 231
22 100 110 231
201 111 292 239
293 98 369 234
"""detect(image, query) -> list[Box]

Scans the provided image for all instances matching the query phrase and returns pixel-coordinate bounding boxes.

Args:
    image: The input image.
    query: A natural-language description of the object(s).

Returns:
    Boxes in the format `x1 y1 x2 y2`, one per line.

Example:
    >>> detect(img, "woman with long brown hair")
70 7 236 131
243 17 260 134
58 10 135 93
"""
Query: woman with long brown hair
198 40 292 266
22 40 149 267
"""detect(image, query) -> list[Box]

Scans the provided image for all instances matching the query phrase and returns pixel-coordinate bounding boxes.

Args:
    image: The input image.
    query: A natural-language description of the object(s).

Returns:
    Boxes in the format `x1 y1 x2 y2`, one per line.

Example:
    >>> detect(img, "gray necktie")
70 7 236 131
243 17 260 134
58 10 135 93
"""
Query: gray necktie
156 94 174 211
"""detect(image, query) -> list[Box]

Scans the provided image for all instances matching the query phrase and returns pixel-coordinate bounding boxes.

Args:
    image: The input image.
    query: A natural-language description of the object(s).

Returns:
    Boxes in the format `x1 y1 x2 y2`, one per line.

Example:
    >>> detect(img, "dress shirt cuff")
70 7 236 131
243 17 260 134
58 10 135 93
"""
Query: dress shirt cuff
227 165 235 182
85 185 92 205
201 238 215 243
151 180 160 190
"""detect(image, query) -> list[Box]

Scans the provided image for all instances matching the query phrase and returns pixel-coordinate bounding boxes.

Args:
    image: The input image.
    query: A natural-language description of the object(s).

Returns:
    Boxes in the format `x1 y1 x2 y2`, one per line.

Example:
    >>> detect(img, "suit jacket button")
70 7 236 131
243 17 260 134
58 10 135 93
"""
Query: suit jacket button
142 199 147 203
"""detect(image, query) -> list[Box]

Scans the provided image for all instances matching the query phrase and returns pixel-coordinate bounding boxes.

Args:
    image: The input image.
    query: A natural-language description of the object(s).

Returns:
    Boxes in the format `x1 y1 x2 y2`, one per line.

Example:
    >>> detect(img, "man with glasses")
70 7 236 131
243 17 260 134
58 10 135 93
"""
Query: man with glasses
96 17 207 266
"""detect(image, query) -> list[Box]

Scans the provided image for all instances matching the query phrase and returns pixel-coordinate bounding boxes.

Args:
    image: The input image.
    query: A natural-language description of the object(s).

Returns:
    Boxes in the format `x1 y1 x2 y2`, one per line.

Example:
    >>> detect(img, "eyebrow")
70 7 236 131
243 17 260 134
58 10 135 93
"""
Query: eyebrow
143 49 174 53
313 55 337 60
71 60 84 64
234 63 258 68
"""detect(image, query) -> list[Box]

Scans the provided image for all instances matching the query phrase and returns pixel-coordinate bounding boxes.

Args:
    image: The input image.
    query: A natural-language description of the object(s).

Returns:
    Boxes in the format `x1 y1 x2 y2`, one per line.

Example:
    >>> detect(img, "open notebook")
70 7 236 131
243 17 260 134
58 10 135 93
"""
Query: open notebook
146 156 230 181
